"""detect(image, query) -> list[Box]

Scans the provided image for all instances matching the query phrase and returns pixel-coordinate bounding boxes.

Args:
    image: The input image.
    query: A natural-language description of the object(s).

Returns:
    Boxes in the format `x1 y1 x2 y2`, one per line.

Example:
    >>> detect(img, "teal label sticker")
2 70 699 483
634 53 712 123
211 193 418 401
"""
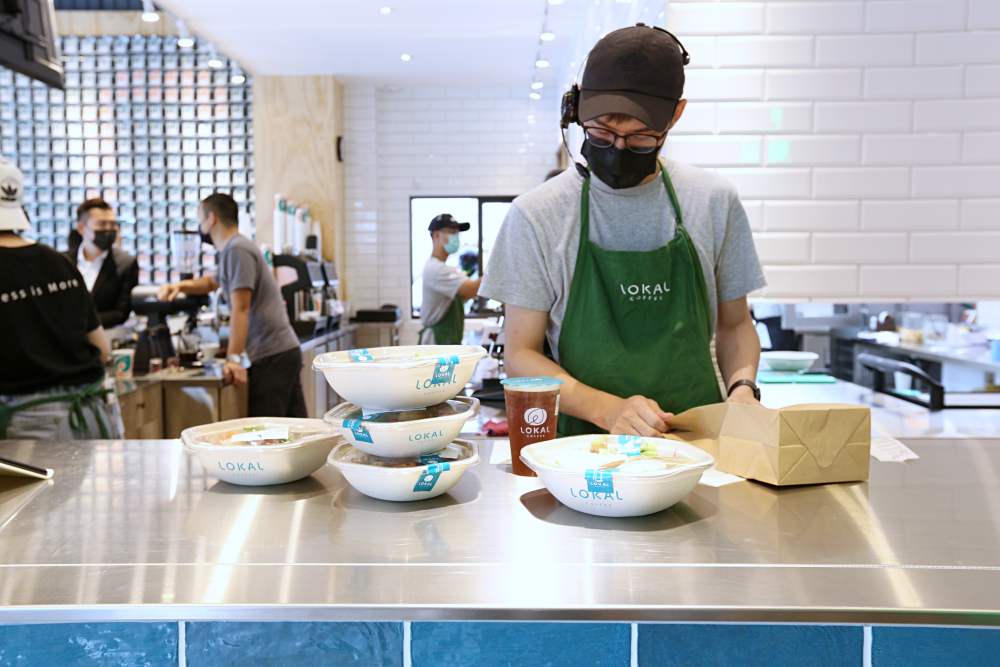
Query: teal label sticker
413 463 451 492
585 469 615 494
616 435 642 456
349 349 375 362
343 418 373 444
430 355 460 386
418 453 444 464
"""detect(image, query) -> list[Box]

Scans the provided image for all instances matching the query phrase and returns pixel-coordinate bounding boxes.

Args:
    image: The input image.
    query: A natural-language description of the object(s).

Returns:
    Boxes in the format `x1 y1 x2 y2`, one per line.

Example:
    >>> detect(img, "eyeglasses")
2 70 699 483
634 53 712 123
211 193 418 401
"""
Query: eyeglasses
583 125 665 154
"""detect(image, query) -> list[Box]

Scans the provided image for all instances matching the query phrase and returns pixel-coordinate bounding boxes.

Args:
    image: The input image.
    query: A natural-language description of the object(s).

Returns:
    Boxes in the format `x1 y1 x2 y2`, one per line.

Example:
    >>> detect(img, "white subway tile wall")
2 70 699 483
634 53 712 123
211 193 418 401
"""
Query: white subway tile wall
343 0 1000 308
342 84 558 336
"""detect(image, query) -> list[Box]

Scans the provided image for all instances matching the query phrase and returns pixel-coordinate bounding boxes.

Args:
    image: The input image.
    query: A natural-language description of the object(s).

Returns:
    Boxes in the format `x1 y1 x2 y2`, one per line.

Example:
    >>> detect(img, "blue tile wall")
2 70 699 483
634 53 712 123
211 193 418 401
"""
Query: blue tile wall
0 622 177 667
872 626 1000 667
638 623 863 667
184 621 403 667
411 622 630 667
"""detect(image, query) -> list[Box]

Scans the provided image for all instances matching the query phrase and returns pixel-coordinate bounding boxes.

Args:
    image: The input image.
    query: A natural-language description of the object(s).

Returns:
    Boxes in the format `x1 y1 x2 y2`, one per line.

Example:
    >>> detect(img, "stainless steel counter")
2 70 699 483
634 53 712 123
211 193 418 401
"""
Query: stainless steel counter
0 437 999 625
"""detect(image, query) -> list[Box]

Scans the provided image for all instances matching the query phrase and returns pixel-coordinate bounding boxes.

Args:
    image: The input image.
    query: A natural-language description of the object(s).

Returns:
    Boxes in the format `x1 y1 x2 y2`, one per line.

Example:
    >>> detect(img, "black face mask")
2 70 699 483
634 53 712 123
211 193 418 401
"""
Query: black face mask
580 140 660 190
199 221 213 246
92 229 116 251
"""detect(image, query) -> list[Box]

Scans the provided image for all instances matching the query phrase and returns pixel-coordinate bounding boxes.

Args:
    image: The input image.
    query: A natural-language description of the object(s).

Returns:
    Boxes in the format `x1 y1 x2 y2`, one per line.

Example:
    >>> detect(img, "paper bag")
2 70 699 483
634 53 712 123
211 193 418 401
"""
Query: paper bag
668 402 871 486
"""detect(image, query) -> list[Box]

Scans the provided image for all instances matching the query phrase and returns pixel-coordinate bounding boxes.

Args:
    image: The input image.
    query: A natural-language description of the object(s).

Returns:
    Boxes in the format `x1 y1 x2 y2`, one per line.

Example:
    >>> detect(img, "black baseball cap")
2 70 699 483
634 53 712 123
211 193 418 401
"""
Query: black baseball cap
578 24 687 132
428 213 470 232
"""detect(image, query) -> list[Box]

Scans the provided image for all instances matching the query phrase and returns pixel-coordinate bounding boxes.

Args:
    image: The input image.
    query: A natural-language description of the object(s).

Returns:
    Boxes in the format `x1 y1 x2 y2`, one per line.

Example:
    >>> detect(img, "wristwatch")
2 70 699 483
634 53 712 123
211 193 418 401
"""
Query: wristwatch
727 379 761 401
226 352 250 368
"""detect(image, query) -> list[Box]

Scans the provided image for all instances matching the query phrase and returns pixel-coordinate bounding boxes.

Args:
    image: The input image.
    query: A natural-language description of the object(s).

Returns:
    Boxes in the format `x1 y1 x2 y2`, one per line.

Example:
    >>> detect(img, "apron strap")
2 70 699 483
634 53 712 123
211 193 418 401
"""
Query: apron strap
0 380 111 440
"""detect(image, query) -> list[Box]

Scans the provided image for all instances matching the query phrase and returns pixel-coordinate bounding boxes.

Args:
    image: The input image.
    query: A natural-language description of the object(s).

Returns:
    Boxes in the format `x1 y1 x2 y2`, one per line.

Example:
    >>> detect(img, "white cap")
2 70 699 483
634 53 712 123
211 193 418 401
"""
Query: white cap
0 159 29 232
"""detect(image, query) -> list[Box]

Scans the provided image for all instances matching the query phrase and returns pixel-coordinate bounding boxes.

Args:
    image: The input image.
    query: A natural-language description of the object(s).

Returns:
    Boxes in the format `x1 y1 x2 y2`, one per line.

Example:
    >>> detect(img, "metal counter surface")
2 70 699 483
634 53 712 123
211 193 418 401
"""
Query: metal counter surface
0 438 998 625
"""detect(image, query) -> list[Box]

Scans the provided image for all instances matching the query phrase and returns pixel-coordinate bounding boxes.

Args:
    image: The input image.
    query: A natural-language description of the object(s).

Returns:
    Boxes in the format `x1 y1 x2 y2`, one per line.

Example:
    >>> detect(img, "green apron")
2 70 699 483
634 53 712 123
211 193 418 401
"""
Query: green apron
421 296 465 345
557 165 722 436
0 380 111 440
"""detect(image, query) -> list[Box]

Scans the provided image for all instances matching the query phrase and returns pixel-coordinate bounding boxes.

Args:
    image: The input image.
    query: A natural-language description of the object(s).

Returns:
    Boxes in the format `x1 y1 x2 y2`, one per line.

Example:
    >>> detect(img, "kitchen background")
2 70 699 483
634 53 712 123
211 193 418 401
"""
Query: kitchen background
7 0 1000 344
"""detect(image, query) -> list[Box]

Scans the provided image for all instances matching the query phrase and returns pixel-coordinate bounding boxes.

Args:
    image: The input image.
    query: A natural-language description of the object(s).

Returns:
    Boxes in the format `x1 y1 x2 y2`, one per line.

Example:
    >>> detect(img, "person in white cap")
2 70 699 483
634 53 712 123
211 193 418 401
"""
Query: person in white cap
0 158 123 440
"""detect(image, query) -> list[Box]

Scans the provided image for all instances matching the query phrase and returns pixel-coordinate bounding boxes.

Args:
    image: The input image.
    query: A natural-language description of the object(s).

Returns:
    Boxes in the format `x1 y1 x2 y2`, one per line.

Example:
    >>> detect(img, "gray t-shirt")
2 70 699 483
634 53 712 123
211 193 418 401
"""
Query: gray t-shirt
419 257 466 344
480 159 766 360
216 234 300 362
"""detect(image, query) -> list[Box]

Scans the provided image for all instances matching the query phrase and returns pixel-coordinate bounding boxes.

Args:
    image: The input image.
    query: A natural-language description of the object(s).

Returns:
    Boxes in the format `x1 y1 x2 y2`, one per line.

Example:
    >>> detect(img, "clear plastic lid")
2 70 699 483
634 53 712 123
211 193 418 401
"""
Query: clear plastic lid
182 418 336 449
500 376 564 392
332 441 474 468
526 435 705 477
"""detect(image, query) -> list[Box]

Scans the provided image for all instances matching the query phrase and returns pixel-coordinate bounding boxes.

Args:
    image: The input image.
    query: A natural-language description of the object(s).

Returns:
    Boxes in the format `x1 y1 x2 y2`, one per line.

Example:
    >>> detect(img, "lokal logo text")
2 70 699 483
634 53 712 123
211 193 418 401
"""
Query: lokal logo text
619 281 670 303
520 407 551 437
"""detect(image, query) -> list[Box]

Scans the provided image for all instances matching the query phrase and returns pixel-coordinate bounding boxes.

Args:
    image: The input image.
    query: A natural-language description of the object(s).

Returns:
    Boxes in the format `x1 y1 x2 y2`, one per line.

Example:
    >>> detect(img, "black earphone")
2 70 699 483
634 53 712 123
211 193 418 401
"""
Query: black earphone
560 23 690 130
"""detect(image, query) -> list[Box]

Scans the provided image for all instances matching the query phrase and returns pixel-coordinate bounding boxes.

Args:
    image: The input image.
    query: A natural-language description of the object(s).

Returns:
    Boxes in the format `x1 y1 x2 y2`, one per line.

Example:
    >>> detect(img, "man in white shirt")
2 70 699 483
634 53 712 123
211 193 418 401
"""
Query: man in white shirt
419 214 481 345
68 198 139 328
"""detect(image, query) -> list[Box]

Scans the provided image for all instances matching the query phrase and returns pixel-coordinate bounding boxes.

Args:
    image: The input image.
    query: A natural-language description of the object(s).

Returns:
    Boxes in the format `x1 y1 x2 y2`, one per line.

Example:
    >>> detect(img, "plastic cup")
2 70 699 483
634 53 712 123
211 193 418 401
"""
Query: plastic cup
112 349 134 378
502 376 563 476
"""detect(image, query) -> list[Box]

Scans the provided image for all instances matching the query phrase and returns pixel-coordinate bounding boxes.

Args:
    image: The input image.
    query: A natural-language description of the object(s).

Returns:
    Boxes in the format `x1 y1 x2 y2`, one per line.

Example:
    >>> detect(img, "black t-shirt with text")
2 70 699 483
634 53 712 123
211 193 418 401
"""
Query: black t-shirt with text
0 243 103 395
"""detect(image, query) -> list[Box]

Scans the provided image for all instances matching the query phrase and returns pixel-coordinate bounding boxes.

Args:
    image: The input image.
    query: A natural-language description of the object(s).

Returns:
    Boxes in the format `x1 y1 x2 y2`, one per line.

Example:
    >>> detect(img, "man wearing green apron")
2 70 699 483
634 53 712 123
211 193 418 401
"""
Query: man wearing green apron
481 25 767 437
419 214 482 345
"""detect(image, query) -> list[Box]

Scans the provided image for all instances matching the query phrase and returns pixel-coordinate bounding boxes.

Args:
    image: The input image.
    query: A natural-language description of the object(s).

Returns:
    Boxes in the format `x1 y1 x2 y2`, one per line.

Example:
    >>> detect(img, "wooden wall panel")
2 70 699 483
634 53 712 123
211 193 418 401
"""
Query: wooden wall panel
252 76 346 298
56 11 178 36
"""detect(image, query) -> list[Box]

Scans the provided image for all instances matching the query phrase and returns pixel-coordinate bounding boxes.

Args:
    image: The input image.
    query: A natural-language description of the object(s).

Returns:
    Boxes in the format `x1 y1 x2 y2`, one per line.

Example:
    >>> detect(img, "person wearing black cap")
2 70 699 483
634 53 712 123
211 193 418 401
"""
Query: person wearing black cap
419 214 482 345
481 24 767 437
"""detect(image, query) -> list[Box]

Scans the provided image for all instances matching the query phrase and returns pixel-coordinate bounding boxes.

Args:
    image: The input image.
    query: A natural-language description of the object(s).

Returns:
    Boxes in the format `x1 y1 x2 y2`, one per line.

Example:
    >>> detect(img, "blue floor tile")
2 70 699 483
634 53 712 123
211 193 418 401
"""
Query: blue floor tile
638 624 862 667
0 622 177 667
411 622 630 667
185 621 403 667
872 626 1000 667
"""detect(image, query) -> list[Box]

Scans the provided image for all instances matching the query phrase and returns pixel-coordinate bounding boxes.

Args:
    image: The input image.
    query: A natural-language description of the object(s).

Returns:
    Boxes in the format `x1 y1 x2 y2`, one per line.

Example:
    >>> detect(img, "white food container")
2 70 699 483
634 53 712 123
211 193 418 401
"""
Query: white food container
182 418 341 486
520 435 714 518
328 440 478 502
324 396 479 458
314 345 487 412
761 351 819 373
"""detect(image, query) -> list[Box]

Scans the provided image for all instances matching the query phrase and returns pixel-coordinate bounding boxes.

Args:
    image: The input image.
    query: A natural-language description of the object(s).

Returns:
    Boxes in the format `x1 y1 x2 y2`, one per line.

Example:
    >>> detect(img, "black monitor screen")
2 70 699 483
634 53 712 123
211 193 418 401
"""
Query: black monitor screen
0 0 64 89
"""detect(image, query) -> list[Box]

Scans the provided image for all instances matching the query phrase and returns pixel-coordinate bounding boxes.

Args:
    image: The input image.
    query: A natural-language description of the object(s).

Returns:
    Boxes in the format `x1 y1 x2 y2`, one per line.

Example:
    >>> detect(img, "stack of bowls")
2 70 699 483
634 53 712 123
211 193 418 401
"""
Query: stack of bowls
315 345 486 501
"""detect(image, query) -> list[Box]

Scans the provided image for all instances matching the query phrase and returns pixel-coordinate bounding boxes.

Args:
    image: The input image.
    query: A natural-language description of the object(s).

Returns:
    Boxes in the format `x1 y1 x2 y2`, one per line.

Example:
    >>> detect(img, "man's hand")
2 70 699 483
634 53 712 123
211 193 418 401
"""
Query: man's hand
157 283 183 302
726 384 759 405
223 360 247 386
602 395 673 436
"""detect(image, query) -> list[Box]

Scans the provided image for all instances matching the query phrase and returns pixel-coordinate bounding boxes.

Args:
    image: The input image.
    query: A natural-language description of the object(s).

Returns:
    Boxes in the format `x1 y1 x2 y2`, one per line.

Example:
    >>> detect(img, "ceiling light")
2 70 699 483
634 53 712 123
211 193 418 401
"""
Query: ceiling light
531 81 544 90
141 0 159 22
208 56 223 69
535 59 550 69
400 53 412 62
548 0 565 5
529 92 542 100
379 6 392 15
176 19 194 48
540 32 555 42
230 74 246 85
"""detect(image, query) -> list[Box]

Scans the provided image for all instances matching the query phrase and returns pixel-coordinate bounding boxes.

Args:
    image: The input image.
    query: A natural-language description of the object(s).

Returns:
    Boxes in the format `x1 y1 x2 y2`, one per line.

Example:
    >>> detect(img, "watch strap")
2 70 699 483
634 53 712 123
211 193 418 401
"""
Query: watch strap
727 379 761 401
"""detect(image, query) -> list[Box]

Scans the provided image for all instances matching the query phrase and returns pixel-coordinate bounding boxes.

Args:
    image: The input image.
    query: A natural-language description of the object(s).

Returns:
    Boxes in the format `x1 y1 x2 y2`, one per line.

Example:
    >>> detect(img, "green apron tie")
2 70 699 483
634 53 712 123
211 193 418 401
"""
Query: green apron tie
556 164 722 436
0 380 111 440
419 296 465 345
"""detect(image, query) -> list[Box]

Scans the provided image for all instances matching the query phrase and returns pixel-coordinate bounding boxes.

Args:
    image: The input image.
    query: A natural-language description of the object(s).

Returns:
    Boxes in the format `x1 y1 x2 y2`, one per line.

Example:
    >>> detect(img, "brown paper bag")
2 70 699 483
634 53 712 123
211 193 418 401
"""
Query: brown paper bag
668 402 871 486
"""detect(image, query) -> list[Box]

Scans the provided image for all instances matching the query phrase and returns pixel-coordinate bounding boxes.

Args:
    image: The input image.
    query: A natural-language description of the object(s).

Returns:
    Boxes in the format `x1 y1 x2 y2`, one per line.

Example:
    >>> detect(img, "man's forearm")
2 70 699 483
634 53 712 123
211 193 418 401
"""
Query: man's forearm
505 346 619 430
178 275 217 295
227 309 250 356
715 318 761 390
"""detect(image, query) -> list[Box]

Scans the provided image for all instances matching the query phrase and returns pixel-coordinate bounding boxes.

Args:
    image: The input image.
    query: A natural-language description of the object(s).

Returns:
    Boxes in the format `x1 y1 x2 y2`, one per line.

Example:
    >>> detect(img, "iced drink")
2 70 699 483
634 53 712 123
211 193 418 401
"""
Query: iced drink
502 376 563 476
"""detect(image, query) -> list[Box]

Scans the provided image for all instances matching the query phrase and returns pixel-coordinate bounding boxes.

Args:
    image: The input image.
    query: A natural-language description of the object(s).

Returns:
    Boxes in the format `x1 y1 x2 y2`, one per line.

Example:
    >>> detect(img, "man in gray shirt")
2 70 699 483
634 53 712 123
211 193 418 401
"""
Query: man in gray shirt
480 25 766 437
159 193 306 417
419 213 482 345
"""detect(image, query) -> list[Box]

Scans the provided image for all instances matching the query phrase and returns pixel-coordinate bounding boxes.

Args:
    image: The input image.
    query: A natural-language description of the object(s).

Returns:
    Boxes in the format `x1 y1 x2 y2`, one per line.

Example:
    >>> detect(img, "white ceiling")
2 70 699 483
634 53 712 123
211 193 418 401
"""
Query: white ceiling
156 0 666 93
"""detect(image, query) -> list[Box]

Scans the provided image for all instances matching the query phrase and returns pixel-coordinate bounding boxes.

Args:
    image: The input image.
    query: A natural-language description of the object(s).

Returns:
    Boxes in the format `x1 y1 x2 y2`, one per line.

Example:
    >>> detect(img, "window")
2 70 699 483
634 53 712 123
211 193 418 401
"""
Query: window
410 195 514 318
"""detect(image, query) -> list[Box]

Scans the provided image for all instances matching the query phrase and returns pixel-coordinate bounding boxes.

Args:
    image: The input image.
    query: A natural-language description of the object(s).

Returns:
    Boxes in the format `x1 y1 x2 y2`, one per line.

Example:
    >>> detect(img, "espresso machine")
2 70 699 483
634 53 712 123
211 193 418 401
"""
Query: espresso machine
129 286 208 373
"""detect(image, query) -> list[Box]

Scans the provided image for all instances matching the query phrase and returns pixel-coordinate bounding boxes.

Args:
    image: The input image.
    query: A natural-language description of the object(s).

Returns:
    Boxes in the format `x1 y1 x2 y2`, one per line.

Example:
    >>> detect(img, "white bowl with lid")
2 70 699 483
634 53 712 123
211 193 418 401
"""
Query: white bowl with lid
324 396 479 458
181 417 341 486
313 345 487 412
328 440 478 502
520 434 714 517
